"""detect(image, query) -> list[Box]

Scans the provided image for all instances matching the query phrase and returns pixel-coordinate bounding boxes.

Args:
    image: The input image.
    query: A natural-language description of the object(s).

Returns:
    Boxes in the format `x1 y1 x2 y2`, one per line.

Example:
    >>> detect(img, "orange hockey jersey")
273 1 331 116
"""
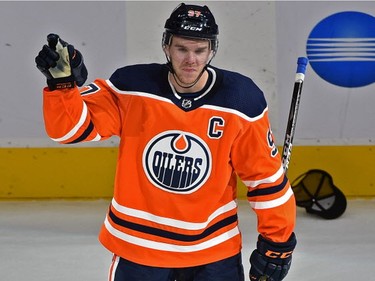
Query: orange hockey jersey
42 64 296 267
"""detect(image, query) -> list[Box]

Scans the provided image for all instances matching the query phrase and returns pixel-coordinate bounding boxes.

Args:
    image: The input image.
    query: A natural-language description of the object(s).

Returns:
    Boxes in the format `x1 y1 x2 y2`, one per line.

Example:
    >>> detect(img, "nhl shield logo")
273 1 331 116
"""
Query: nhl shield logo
181 99 192 109
143 130 212 193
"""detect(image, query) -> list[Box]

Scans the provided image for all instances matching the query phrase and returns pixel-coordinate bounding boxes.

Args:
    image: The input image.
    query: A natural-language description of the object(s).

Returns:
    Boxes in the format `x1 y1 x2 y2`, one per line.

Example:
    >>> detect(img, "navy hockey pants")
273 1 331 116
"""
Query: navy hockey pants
109 253 245 281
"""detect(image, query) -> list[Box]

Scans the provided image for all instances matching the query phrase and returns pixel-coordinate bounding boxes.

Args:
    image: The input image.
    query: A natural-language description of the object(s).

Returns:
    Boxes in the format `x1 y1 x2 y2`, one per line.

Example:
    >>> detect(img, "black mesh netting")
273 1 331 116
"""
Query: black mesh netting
291 169 347 219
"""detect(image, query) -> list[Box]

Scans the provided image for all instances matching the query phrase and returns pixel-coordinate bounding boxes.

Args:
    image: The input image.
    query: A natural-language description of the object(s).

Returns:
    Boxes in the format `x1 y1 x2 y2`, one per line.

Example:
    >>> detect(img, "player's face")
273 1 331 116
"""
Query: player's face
166 36 212 91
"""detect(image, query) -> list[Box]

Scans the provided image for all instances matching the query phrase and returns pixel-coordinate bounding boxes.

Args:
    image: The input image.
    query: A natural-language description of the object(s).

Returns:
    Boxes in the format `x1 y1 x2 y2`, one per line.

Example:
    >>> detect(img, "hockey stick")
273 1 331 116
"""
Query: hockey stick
281 57 308 174
255 58 308 281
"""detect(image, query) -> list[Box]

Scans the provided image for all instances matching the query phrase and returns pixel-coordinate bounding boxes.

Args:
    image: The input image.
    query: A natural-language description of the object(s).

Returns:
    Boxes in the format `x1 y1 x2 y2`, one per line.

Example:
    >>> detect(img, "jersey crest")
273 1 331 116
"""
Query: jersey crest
143 130 212 194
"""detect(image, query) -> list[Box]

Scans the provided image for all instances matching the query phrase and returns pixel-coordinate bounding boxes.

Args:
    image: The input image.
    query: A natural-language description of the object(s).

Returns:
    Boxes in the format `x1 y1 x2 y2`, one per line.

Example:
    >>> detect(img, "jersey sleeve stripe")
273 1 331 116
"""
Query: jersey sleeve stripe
111 198 237 231
104 216 240 253
91 133 101 141
247 175 288 197
242 164 284 188
248 186 294 210
67 120 94 144
50 101 88 142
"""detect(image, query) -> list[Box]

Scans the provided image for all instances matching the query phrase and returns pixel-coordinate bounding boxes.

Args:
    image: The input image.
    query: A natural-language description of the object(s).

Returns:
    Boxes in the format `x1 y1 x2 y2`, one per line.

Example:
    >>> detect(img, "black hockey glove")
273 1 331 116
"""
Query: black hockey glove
249 232 296 281
35 33 87 90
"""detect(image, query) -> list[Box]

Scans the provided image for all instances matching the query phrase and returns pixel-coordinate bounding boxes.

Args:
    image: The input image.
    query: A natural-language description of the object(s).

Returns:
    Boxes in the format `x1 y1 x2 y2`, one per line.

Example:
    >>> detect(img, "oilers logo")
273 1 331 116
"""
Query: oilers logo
143 131 212 194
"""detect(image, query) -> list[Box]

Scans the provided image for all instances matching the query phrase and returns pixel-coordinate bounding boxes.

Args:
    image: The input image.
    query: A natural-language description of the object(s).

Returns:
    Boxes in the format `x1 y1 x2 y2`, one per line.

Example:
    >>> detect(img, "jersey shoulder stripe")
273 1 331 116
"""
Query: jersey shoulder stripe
105 79 173 105
109 63 170 96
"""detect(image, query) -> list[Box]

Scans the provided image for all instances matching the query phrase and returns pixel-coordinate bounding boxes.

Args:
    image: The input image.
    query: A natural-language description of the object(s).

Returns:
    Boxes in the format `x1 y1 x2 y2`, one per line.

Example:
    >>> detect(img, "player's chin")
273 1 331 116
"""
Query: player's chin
180 73 199 83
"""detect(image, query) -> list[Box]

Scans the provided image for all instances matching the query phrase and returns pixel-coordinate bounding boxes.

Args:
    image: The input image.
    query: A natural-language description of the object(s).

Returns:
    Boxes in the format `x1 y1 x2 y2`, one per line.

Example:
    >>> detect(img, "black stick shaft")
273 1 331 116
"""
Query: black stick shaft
282 57 308 174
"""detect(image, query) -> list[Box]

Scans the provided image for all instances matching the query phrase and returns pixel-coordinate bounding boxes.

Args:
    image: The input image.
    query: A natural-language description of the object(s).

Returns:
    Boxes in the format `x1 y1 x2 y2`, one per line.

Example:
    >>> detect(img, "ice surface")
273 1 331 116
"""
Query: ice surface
1 199 373 280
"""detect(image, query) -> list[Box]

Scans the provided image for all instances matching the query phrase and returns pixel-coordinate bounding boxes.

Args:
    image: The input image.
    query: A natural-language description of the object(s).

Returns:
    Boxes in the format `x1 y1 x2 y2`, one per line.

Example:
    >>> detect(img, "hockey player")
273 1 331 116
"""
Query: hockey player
35 3 296 281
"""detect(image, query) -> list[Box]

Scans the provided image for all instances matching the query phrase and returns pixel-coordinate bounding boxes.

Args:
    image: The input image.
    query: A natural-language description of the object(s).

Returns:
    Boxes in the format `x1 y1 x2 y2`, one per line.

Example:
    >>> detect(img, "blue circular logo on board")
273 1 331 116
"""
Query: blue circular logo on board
306 11 375 88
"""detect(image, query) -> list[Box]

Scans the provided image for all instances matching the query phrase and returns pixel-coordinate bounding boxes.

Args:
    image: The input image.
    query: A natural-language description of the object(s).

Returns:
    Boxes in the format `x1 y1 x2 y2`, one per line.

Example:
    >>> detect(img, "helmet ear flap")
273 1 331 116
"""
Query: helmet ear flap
162 31 172 48
162 32 172 61
210 38 218 53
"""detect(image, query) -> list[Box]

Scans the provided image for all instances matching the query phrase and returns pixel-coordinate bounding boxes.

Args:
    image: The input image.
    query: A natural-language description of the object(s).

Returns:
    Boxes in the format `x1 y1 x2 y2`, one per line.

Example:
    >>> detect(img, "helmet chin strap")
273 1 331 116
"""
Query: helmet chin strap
173 67 206 89
165 58 206 89
165 53 214 90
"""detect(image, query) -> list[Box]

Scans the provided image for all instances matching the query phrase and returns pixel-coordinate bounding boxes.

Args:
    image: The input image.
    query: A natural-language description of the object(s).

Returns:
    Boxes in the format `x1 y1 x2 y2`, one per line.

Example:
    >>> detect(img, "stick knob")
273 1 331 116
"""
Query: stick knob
296 57 308 75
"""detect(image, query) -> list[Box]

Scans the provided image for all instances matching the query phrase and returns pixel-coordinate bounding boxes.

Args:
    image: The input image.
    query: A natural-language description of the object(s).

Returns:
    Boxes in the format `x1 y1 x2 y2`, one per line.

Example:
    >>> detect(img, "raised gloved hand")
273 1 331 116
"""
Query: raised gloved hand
249 232 296 281
35 33 87 90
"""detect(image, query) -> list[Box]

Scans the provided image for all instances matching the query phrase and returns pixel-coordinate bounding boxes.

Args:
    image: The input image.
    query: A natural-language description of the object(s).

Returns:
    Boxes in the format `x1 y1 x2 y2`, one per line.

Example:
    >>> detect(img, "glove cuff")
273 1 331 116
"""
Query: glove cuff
70 49 88 87
47 76 76 90
257 232 296 261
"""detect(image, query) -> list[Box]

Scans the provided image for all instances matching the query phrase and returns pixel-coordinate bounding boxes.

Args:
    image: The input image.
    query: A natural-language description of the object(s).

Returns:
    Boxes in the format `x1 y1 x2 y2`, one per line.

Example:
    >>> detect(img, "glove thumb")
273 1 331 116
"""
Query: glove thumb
47 33 60 50
47 34 71 78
